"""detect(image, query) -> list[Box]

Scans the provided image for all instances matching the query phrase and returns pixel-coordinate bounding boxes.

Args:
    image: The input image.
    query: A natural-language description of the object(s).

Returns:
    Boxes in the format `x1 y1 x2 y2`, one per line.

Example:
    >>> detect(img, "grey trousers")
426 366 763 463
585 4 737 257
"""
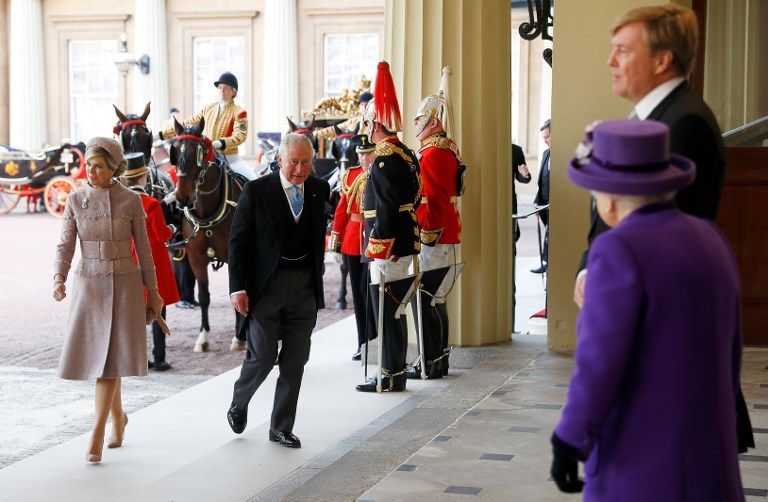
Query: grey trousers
231 268 317 431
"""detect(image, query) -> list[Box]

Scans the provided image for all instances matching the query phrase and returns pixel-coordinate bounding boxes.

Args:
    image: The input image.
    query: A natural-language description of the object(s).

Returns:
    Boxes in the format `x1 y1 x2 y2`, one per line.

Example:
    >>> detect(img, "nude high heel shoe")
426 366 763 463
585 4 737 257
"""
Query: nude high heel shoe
86 434 104 463
107 412 128 449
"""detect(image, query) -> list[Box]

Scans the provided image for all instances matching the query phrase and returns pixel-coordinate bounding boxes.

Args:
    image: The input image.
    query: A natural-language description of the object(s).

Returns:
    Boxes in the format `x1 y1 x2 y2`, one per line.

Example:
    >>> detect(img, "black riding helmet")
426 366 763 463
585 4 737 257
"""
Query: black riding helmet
214 72 238 91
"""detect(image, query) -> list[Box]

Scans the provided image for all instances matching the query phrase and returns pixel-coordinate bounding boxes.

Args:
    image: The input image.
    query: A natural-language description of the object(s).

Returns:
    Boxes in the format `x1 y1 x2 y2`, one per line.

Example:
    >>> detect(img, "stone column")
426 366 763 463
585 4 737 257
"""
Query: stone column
387 0 513 346
132 0 170 133
260 0 299 131
8 0 47 149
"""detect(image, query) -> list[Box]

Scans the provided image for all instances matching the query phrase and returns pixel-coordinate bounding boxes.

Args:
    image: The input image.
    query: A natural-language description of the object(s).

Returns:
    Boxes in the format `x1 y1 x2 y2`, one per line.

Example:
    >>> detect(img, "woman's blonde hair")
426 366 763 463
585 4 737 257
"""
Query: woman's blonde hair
85 146 128 178
612 4 698 78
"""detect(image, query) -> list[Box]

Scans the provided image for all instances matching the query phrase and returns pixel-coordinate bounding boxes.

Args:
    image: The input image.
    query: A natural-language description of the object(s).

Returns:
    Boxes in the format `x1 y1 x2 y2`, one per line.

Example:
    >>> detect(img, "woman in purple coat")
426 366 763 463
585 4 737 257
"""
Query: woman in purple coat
551 120 744 501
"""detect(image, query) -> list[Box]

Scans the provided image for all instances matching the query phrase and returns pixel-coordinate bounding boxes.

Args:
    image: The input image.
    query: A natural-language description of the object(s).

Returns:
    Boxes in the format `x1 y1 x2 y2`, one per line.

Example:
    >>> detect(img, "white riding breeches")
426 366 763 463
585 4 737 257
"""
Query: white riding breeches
370 256 413 285
419 243 457 303
225 154 256 181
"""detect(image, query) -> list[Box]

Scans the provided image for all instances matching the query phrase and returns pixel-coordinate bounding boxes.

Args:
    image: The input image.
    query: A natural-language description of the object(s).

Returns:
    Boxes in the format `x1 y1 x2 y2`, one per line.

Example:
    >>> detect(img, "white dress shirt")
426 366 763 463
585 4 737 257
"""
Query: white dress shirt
279 170 304 222
633 77 685 120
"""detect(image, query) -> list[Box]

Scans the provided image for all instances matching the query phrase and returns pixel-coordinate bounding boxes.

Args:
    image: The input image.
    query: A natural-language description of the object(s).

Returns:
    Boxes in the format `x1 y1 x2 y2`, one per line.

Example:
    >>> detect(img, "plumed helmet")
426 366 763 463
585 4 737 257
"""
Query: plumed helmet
415 66 453 137
361 61 403 136
214 71 238 91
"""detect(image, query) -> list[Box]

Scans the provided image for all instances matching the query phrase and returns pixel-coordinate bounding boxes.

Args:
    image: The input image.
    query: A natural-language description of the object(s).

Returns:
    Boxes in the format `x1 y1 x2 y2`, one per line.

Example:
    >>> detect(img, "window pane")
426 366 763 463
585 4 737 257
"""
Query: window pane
323 33 379 96
68 40 118 143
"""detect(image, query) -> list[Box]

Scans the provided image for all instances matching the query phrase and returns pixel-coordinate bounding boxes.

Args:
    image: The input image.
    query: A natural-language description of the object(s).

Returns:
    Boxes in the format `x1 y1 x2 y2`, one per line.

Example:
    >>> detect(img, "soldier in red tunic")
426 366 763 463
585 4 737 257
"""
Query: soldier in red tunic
328 135 377 360
122 153 180 371
408 67 464 379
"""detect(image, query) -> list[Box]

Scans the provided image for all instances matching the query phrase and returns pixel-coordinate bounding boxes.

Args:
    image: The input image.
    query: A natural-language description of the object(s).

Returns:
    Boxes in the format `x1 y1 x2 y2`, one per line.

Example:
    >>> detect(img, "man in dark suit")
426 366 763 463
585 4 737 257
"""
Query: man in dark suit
512 142 531 243
531 120 551 274
572 4 752 454
575 5 725 304
226 133 330 448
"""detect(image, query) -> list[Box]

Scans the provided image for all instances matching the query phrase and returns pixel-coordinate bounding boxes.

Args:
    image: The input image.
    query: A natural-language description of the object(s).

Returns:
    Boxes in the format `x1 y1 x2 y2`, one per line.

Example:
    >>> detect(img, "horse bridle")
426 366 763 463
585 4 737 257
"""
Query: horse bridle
169 133 238 260
114 118 168 197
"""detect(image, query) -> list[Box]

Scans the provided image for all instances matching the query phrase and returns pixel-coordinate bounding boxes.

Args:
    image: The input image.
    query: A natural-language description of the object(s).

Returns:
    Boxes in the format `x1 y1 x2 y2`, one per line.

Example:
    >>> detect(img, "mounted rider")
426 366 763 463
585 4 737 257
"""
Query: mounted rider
158 71 254 181
407 66 464 380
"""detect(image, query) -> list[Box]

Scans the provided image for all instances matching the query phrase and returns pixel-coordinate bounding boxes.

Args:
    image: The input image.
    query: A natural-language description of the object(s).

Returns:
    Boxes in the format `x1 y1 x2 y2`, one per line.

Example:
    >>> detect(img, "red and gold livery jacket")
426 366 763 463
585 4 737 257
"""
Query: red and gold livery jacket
416 134 462 245
328 166 366 256
362 138 422 260
131 191 180 305
162 101 248 155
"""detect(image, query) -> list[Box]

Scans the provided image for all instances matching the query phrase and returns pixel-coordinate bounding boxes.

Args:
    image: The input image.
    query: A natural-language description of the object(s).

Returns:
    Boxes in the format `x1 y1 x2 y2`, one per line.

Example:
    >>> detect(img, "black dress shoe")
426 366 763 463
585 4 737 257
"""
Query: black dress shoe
335 300 347 310
351 347 362 361
355 376 406 392
153 360 172 372
269 429 301 448
530 263 548 274
176 301 194 309
406 364 443 380
227 404 247 434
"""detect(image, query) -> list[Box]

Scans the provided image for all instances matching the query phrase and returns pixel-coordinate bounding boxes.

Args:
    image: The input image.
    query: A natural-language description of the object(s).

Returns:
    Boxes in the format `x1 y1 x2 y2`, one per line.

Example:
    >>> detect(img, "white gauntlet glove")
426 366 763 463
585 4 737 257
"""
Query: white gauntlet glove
212 140 224 150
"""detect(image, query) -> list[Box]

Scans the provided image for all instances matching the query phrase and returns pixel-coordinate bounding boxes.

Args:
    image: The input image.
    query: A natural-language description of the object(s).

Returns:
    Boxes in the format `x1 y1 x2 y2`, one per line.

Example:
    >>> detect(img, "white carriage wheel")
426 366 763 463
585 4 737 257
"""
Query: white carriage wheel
44 176 76 218
0 184 21 215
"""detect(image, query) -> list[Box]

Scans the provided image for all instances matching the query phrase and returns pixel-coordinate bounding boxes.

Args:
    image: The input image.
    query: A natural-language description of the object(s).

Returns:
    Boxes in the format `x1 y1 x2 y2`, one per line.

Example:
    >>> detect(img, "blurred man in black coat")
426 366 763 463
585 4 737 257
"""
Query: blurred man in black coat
531 120 551 274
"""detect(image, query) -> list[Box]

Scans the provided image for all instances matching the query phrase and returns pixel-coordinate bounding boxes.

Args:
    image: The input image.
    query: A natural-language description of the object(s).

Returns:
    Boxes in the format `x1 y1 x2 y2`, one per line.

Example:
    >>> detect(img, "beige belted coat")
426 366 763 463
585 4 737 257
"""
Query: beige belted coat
54 182 158 380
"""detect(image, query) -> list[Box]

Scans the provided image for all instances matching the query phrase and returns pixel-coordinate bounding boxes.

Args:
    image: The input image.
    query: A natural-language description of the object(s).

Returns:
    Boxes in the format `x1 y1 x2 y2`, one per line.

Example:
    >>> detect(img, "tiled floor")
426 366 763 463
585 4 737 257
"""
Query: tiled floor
361 348 768 501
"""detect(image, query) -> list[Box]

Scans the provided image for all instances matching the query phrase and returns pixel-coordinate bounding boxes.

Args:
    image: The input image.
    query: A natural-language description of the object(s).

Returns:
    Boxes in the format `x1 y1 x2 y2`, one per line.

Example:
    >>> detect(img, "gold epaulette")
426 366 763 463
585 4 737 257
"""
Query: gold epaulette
340 166 361 195
375 141 413 164
421 134 464 165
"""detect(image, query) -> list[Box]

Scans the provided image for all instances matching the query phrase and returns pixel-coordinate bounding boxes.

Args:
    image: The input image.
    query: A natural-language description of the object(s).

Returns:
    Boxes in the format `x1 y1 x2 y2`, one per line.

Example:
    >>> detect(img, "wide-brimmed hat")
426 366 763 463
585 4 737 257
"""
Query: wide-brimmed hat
214 71 238 91
355 134 375 153
567 119 695 195
121 152 148 178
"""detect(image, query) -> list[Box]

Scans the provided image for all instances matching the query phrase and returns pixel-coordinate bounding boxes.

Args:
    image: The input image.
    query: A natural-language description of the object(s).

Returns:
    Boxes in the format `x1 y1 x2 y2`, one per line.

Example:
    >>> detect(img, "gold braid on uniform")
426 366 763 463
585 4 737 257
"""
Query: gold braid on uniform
422 134 464 165
346 173 367 214
374 141 413 164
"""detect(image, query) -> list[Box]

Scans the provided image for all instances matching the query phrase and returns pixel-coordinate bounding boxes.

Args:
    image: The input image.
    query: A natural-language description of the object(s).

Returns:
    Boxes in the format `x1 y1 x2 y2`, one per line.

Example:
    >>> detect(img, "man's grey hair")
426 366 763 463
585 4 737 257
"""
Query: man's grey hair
278 133 315 160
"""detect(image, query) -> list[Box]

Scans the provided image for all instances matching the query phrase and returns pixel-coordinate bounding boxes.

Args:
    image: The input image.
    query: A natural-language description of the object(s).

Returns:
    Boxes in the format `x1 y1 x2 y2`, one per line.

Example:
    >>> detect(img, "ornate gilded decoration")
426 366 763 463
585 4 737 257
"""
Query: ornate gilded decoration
29 161 37 173
374 142 413 164
420 228 444 245
303 75 371 121
4 161 19 177
365 237 394 259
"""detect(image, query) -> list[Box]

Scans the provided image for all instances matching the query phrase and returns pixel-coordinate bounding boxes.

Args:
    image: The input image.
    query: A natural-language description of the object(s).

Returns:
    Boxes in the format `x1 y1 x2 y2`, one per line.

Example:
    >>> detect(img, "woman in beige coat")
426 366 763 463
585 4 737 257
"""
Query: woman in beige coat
53 137 164 463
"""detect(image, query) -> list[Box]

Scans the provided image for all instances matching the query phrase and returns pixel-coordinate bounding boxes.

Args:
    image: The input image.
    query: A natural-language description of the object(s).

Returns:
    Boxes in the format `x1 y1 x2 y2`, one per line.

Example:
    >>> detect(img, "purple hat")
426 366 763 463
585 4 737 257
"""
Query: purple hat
567 120 695 195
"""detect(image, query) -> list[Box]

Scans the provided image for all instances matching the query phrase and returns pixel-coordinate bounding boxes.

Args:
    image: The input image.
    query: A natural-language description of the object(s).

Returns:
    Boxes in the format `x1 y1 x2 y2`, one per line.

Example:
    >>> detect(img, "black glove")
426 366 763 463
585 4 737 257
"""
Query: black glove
550 449 584 493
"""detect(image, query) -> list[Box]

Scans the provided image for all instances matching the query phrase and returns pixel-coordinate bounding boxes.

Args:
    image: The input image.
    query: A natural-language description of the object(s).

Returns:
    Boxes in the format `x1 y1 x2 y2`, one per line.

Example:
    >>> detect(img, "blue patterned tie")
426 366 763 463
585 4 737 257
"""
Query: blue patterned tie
290 185 303 215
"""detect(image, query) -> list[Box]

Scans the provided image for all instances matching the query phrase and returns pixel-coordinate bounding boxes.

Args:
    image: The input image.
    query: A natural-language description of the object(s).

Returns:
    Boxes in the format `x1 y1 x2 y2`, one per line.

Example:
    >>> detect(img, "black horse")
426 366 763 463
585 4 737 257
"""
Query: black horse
113 102 174 204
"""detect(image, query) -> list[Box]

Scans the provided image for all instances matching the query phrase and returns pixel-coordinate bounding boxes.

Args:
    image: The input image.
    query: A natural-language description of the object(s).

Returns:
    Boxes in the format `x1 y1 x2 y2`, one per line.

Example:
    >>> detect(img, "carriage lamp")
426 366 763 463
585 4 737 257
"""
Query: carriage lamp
114 34 151 76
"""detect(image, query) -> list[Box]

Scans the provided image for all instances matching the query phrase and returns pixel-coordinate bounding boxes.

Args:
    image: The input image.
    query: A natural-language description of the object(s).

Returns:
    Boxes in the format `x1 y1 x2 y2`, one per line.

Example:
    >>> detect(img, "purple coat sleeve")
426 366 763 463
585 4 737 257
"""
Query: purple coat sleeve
554 232 642 458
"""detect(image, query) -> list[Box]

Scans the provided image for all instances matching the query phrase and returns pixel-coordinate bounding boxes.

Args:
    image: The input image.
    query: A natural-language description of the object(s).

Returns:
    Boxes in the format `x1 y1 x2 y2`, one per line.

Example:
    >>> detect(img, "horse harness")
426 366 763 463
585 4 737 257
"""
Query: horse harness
170 133 240 267
114 118 169 199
